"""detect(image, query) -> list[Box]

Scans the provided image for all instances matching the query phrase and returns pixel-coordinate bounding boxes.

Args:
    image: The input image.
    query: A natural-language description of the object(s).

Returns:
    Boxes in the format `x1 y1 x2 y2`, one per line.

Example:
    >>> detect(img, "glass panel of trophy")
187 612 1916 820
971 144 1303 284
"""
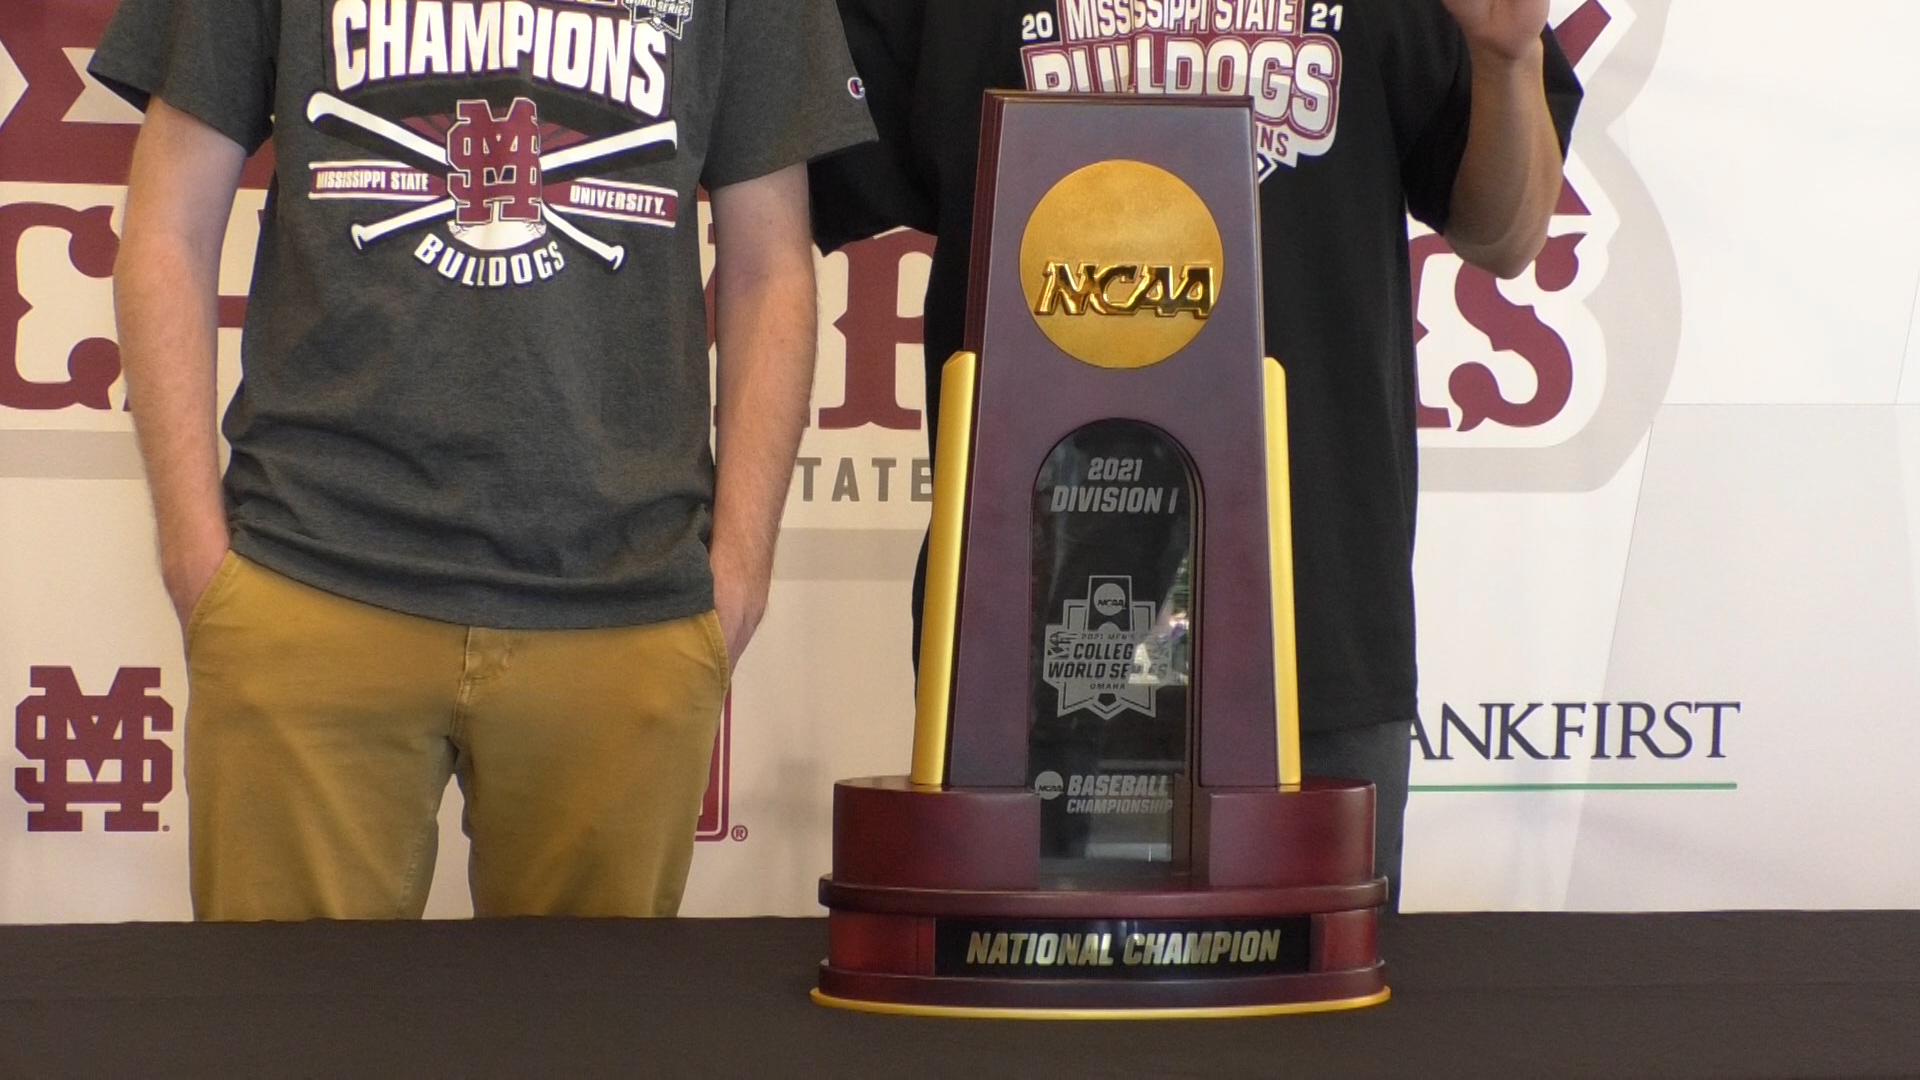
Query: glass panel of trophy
1029 419 1196 878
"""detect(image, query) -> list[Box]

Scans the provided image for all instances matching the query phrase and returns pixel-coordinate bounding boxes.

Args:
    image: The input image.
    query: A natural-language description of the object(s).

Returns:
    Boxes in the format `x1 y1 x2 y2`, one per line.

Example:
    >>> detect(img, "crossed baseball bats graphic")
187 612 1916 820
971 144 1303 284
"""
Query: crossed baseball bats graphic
307 92 681 271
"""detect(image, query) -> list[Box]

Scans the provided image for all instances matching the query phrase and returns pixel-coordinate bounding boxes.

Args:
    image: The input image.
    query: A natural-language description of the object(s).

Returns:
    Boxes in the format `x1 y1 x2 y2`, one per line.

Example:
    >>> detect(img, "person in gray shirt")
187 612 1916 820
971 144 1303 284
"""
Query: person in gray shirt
93 0 874 920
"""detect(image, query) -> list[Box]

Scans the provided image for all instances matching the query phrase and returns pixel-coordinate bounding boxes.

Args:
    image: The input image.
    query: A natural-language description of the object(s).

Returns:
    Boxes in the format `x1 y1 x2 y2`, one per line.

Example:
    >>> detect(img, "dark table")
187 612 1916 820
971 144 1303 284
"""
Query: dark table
3 913 1916 1077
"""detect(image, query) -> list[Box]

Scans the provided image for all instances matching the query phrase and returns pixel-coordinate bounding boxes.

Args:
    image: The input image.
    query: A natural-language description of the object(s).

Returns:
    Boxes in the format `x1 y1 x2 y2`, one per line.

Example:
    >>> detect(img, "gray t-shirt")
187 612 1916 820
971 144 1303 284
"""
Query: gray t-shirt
92 0 875 628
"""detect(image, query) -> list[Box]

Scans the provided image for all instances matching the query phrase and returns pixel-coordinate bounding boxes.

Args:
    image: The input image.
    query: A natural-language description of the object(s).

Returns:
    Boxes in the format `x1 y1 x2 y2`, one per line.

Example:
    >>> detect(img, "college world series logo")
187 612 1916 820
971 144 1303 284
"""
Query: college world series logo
14 667 174 833
1043 576 1174 720
620 0 693 37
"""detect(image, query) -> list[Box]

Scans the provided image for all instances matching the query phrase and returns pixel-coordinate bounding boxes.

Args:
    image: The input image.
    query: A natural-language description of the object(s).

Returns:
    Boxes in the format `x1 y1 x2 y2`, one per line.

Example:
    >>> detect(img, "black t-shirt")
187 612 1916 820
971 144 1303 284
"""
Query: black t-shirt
811 0 1581 734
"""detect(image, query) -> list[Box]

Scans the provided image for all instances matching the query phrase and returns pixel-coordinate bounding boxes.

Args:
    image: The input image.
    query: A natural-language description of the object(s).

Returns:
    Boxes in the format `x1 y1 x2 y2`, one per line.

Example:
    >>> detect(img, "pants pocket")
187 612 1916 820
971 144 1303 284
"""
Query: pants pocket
699 609 733 688
183 551 241 652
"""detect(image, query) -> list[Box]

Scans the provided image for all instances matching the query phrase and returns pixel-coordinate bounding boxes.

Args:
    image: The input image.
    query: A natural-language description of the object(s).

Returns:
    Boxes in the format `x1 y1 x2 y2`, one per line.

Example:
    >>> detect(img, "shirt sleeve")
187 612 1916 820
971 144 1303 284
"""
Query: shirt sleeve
700 0 879 191
808 0 936 253
1385 2 1583 234
87 0 278 154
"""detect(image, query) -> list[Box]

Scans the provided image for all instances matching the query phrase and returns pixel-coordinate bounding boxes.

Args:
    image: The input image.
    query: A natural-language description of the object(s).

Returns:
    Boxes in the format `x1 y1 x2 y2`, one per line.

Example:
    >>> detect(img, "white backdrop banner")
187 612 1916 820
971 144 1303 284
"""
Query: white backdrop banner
4 0 1918 921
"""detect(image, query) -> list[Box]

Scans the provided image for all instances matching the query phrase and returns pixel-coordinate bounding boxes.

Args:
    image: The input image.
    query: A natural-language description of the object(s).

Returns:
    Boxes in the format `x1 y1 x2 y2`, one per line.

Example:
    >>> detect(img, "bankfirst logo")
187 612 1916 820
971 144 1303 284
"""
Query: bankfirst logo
1415 700 1740 763
14 667 174 833
1410 698 1743 798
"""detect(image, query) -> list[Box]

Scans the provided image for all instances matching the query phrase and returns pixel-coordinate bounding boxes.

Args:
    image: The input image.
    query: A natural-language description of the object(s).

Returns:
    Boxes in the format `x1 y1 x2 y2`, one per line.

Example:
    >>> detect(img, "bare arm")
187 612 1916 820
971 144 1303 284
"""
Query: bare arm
707 164 818 666
114 99 246 627
1440 0 1566 279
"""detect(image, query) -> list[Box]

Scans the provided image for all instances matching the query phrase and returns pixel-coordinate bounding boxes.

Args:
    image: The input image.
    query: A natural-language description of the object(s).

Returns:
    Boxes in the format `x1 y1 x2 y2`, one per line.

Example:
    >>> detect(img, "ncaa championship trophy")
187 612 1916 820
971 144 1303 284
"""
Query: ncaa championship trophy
813 93 1389 1018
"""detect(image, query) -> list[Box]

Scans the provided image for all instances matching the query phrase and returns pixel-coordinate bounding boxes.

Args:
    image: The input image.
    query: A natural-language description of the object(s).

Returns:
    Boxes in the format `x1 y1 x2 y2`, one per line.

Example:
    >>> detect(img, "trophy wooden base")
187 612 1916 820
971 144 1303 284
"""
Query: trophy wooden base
814 777 1389 1018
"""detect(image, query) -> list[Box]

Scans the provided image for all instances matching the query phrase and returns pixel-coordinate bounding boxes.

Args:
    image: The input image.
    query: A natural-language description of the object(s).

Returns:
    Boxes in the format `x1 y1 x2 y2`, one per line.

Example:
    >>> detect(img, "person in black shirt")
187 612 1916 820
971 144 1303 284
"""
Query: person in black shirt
812 0 1582 907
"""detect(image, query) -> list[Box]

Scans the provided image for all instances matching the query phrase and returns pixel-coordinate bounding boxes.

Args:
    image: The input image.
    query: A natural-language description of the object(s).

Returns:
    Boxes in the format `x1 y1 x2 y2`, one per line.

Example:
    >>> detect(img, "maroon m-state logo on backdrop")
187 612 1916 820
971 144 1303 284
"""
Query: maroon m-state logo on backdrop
694 691 733 841
1 2 269 419
1415 1 1617 440
1415 0 1680 492
14 667 174 832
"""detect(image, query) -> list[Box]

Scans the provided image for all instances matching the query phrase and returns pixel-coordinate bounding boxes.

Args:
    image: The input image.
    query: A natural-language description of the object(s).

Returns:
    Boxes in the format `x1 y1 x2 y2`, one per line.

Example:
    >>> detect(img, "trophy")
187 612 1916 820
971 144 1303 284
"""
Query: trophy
813 93 1389 1017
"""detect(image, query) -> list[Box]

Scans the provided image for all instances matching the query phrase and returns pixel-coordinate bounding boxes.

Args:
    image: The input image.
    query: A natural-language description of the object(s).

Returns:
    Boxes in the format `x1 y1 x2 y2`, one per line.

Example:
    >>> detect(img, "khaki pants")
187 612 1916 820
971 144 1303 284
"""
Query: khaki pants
183 553 729 921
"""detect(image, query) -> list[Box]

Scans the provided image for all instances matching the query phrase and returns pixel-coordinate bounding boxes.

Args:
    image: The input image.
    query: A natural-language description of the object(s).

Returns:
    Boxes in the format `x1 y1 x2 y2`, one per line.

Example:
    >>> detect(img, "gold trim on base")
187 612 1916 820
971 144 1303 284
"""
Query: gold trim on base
810 986 1390 1021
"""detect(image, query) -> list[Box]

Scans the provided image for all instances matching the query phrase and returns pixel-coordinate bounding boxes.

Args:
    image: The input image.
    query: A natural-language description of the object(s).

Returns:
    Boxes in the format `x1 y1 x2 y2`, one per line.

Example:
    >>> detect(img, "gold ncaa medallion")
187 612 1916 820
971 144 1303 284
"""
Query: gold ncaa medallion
1020 160 1224 370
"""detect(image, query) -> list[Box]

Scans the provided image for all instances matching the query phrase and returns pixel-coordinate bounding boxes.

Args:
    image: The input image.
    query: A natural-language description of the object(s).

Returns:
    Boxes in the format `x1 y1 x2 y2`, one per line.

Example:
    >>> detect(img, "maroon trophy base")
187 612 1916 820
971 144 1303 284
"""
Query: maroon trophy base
814 777 1389 1018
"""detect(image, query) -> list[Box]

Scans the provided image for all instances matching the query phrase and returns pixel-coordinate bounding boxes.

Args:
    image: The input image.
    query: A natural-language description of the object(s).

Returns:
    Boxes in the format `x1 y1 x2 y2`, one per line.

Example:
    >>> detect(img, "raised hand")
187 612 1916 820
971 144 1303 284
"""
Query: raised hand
1439 0 1551 62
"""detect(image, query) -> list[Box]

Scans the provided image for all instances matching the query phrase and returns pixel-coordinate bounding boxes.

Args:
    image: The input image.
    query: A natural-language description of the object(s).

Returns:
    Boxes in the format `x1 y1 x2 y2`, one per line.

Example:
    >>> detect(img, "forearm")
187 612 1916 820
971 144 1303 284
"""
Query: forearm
114 99 246 615
1446 39 1565 279
116 238 229 577
710 277 815 585
709 196 818 591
